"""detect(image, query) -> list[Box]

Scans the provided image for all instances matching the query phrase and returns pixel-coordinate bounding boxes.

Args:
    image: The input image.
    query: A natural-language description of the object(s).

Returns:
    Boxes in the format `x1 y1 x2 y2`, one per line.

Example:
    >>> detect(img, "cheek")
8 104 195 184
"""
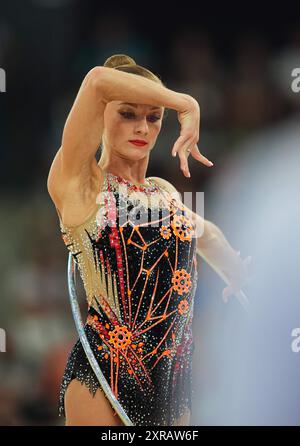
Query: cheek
117 122 134 142
105 118 127 140
152 122 162 136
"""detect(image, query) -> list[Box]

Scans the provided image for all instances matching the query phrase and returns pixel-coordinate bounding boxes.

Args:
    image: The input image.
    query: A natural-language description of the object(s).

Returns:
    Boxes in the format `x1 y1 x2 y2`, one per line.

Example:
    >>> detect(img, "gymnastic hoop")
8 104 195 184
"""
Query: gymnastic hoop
67 252 134 426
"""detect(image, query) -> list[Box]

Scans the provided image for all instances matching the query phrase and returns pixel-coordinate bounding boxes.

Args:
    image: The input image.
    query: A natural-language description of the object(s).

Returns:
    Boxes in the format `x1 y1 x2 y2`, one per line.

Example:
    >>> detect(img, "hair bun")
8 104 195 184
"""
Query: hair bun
103 54 136 69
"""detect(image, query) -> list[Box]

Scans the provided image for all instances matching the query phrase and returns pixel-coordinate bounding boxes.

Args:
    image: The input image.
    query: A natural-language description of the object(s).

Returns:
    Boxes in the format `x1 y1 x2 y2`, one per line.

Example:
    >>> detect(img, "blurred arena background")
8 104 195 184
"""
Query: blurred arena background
0 1 300 425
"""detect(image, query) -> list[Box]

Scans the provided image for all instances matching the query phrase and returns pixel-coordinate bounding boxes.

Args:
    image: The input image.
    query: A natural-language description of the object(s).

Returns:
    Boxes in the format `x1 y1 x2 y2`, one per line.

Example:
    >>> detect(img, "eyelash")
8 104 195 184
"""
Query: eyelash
119 111 161 122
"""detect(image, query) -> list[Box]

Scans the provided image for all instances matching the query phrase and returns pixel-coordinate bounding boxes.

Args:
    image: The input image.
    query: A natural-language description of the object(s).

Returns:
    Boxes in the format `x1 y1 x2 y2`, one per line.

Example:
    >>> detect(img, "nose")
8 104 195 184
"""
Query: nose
134 116 149 135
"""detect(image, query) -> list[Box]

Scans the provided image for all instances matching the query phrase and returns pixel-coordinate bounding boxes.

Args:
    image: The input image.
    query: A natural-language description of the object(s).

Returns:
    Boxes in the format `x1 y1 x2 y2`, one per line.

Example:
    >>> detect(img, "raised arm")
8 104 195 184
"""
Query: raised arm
47 66 195 200
94 66 191 110
61 67 194 174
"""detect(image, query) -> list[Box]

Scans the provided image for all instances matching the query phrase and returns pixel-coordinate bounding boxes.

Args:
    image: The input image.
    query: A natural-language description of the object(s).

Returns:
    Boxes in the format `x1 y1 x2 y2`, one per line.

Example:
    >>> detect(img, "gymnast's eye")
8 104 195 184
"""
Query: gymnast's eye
119 111 135 119
147 114 161 123
119 111 161 122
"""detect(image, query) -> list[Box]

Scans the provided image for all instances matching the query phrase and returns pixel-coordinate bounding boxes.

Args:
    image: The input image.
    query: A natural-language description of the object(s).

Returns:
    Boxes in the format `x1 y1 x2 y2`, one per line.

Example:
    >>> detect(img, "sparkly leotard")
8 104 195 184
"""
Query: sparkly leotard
55 170 198 426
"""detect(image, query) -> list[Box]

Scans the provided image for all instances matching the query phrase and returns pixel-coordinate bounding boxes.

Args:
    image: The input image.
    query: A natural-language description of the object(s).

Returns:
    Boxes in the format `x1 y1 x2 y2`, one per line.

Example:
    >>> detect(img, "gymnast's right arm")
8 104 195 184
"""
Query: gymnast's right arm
47 66 195 196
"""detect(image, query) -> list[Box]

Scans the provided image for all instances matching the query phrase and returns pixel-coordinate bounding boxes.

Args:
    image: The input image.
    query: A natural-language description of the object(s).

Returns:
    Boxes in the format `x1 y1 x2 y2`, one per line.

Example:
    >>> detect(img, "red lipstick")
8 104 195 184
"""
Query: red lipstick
129 140 148 147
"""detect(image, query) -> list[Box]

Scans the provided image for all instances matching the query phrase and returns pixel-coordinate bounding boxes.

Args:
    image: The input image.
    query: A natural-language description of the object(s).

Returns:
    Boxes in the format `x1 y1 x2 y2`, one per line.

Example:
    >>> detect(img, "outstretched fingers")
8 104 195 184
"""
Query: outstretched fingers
177 146 192 177
172 134 192 158
173 142 214 178
192 144 214 167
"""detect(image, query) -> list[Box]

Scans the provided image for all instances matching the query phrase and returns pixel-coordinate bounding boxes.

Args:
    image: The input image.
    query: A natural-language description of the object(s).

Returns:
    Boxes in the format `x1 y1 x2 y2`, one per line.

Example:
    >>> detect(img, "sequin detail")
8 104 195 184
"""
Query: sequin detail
56 171 198 426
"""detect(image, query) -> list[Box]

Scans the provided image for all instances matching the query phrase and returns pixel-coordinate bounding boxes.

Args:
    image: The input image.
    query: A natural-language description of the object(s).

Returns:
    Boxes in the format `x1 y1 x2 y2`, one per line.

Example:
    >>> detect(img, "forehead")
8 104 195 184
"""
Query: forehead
117 102 163 111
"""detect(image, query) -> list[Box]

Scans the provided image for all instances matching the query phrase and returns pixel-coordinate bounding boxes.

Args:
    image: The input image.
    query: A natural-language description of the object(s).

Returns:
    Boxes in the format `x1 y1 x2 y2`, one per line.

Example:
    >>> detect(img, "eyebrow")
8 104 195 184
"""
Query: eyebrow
119 102 162 111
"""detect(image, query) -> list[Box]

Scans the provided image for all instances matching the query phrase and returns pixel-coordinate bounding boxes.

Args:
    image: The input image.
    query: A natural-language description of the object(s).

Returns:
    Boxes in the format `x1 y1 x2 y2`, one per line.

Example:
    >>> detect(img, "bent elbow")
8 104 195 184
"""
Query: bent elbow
85 66 105 93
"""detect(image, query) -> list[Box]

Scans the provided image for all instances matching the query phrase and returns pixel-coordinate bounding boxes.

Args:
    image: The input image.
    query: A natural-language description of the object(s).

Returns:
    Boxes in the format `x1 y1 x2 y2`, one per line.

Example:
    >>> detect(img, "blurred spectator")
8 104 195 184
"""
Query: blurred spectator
1 4 300 425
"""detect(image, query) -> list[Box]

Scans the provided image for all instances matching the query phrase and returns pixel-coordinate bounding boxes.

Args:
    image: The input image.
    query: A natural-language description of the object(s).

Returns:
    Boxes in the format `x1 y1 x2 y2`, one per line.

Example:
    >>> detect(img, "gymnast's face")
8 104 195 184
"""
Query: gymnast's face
102 100 164 159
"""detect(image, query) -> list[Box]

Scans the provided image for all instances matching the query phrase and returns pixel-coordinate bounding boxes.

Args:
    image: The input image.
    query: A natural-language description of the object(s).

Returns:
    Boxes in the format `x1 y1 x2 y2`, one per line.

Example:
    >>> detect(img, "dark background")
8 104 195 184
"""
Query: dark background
0 1 300 425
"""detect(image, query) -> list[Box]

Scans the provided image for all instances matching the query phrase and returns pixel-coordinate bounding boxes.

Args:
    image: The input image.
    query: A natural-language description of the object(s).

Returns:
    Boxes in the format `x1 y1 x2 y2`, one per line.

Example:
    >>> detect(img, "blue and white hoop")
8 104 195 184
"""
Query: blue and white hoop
67 252 134 426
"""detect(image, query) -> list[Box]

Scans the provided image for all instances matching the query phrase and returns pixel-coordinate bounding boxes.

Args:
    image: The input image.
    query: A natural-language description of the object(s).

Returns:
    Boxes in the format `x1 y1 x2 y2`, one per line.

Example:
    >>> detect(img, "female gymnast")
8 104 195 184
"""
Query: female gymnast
47 54 251 426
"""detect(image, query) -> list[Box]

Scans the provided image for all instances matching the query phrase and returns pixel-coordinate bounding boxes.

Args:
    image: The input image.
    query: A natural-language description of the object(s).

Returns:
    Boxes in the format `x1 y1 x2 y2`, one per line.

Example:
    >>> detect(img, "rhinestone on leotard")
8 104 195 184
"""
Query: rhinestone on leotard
55 170 198 426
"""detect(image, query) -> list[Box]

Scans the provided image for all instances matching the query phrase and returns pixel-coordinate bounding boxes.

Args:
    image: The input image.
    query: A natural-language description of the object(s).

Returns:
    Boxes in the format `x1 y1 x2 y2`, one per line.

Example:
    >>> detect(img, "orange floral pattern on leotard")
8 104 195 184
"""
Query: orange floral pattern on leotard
57 171 198 426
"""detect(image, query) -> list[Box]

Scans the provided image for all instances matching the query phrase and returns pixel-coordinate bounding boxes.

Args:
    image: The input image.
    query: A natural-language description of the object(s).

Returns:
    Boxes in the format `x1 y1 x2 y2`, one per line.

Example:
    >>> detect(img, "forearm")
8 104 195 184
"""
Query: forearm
90 66 191 112
196 220 241 284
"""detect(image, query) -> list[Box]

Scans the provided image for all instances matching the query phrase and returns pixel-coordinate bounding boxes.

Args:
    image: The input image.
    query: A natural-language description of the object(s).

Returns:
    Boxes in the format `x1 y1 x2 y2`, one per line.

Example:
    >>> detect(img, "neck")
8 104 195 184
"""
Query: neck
98 150 150 186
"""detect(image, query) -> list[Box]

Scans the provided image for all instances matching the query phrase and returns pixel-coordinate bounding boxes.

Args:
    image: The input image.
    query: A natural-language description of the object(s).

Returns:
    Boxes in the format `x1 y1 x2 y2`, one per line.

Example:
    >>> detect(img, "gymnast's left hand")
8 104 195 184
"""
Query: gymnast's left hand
222 252 253 303
173 97 214 177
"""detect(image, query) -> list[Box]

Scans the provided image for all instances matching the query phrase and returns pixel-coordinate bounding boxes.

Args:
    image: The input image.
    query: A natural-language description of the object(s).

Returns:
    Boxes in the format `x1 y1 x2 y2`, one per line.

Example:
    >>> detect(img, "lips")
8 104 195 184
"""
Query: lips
129 140 148 147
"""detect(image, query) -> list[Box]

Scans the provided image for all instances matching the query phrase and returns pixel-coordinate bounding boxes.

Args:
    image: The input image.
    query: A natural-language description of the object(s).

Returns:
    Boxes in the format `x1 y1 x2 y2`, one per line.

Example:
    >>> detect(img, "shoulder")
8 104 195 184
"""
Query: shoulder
148 176 182 202
148 176 203 232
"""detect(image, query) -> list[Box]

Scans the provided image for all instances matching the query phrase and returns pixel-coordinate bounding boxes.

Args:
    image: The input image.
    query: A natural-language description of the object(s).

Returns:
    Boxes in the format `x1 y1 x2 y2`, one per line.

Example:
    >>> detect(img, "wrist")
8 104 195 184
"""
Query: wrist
177 93 199 113
176 93 194 112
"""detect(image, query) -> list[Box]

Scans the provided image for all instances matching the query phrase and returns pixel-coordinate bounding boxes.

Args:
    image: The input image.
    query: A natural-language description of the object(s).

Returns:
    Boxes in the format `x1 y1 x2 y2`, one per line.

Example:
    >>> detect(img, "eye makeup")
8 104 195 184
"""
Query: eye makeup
118 111 161 122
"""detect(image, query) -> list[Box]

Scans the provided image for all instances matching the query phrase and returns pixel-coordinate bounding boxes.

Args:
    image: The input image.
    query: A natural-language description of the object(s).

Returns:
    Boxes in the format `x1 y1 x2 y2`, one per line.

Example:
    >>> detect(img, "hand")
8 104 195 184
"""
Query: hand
172 95 214 177
221 252 253 303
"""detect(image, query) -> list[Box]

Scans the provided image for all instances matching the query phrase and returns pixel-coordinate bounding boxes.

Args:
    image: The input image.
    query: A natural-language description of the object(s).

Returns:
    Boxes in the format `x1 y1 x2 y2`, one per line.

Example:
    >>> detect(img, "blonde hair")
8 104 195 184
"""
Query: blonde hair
103 54 168 120
103 54 165 86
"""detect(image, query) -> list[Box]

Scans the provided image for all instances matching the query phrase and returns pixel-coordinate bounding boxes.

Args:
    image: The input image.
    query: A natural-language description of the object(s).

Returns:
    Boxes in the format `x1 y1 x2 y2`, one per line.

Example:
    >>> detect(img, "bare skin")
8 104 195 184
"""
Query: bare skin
48 98 207 228
47 67 211 229
64 379 124 426
47 67 222 426
64 378 191 426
